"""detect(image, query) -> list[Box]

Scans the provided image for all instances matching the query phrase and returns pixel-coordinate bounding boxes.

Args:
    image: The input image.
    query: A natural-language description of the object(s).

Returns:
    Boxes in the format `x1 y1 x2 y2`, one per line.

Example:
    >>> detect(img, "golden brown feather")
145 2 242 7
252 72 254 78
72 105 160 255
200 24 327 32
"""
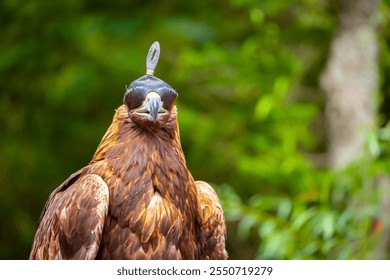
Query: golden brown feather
196 181 228 259
30 102 227 260
29 174 109 259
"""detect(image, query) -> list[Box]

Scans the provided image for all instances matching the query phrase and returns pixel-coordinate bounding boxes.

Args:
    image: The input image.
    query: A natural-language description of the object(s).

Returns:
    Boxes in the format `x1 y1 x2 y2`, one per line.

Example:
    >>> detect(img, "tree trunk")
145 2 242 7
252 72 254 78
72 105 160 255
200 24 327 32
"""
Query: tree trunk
321 0 380 169
321 0 390 259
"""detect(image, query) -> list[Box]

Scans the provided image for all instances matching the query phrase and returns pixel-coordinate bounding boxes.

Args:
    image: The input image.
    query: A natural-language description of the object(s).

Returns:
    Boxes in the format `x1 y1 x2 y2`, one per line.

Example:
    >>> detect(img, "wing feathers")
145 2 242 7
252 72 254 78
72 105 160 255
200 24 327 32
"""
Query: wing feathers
195 181 228 260
29 174 109 260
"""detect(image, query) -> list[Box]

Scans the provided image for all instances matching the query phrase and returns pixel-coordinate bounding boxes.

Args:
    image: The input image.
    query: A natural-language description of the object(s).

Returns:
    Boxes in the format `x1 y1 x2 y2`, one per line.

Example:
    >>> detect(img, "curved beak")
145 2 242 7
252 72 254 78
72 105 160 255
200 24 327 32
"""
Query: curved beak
147 92 162 123
135 91 167 123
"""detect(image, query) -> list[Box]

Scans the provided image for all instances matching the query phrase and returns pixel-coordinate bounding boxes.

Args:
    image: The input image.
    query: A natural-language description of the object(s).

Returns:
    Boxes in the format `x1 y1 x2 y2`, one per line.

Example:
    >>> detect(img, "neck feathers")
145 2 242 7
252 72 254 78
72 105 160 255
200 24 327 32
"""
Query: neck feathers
91 104 184 165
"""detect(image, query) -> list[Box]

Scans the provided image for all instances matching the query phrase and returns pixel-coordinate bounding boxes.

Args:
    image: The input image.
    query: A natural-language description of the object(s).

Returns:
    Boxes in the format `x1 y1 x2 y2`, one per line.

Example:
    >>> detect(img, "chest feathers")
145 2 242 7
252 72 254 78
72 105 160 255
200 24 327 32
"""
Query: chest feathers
90 123 198 259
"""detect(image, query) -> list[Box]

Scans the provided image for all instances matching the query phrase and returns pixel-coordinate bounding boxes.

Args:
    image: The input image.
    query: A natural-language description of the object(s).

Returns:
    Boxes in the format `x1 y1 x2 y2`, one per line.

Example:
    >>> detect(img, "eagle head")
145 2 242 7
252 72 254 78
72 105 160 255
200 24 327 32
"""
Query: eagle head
123 42 178 129
124 75 178 128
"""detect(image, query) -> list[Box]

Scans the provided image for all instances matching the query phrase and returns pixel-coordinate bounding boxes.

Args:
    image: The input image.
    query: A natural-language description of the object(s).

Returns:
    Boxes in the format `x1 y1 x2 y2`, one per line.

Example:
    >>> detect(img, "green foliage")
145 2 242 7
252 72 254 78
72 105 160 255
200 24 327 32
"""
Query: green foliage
0 0 389 259
219 162 386 259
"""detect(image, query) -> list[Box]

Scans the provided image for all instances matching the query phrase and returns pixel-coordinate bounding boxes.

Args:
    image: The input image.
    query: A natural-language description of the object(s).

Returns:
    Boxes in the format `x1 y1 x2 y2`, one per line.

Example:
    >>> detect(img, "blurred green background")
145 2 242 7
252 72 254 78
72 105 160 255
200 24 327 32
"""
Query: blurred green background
1 0 390 259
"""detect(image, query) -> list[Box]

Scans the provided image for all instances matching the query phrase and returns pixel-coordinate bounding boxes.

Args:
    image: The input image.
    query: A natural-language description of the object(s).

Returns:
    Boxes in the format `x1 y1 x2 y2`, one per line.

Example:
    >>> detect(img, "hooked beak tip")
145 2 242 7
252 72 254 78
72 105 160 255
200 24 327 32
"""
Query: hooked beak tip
147 92 162 123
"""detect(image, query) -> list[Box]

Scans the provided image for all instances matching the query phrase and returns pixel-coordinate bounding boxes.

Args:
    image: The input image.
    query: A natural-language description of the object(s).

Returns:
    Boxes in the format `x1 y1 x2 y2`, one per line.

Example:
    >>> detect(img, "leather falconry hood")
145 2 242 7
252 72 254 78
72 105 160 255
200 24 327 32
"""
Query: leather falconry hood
123 42 178 112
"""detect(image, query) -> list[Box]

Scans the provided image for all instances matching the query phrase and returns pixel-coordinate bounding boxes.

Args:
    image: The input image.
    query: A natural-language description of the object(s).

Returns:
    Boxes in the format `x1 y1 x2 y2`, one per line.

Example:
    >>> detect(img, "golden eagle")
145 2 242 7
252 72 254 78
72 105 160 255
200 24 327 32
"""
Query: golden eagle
29 42 227 260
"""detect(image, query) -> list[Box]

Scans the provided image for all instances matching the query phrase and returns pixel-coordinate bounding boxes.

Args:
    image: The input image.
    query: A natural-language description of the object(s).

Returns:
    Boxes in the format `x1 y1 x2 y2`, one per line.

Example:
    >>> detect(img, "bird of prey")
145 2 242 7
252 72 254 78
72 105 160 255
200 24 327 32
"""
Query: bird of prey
29 42 227 260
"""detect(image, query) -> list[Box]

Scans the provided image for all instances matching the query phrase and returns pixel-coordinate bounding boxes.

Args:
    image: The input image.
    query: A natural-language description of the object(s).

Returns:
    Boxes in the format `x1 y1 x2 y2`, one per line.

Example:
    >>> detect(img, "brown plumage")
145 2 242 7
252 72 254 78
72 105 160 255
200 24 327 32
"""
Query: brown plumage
29 42 227 260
